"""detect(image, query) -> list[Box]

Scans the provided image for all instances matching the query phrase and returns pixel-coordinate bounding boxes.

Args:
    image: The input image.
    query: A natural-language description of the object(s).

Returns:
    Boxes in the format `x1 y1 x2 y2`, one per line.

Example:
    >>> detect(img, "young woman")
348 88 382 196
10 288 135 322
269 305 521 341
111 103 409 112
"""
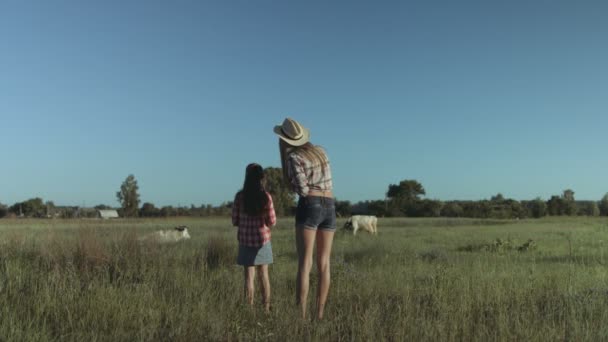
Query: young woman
274 118 336 320
232 163 276 312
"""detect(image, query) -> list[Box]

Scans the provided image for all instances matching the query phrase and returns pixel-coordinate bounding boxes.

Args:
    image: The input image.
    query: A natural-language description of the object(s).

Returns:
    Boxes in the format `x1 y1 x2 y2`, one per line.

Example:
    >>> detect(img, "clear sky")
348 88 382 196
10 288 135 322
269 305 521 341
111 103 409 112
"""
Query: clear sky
1 0 607 207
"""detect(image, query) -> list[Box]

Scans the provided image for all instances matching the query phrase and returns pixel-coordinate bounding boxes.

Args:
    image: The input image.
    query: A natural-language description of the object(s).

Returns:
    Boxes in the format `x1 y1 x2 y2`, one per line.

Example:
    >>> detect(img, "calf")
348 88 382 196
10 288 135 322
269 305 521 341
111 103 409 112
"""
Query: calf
140 225 191 243
344 215 378 235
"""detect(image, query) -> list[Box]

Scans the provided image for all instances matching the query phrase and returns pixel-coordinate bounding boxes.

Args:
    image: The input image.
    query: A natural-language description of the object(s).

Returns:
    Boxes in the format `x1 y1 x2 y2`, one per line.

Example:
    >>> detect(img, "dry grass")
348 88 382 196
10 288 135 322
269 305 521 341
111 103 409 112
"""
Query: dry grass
0 217 607 341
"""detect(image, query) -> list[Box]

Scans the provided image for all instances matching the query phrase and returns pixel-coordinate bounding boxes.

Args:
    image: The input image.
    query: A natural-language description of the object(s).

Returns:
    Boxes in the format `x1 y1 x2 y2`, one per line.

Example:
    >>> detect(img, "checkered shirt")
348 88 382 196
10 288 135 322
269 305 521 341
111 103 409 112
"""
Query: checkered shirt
231 191 276 247
286 147 333 197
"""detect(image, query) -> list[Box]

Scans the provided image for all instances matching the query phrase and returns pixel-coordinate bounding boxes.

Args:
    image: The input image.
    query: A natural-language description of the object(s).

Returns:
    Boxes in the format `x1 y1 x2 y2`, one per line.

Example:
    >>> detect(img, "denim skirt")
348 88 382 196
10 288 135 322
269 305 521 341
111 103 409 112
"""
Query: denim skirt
237 242 273 266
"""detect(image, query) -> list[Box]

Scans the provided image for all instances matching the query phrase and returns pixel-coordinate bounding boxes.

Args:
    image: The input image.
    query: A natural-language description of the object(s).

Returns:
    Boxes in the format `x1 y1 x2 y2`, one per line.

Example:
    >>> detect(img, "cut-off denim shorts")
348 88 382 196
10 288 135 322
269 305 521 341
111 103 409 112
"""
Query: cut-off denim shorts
296 196 337 231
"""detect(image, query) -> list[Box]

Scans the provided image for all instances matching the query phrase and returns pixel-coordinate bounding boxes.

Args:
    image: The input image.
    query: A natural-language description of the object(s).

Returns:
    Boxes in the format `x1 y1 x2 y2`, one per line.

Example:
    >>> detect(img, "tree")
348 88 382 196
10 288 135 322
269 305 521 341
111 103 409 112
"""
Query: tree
461 200 492 218
547 195 564 216
491 193 505 203
578 201 600 216
505 199 527 219
0 202 7 218
600 194 608 216
204 204 213 216
335 199 352 218
160 206 176 217
351 200 389 217
140 202 160 217
264 167 295 216
116 174 140 217
441 202 464 217
526 198 547 218
590 202 601 217
206 202 232 216
387 180 426 201
9 198 46 217
386 180 426 216
415 199 443 217
44 201 56 218
365 200 388 217
587 201 600 216
563 189 575 202
561 189 577 216
94 204 112 210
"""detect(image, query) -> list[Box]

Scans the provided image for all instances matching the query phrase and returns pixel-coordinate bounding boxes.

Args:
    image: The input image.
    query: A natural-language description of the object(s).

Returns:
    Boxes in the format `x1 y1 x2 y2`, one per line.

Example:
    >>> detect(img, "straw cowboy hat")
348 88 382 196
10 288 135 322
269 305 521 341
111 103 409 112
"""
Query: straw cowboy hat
273 118 310 146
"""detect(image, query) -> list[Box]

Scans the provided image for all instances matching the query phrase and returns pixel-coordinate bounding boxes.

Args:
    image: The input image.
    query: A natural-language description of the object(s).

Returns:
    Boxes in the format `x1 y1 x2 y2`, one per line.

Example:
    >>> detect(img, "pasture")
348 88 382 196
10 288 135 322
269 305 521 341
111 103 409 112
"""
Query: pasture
1 217 607 341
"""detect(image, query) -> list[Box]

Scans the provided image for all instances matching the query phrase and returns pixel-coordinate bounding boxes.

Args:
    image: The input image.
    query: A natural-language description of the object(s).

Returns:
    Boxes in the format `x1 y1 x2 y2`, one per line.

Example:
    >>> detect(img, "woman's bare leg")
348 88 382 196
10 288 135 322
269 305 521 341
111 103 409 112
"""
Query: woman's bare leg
295 226 316 319
257 264 271 312
315 230 335 320
244 266 256 306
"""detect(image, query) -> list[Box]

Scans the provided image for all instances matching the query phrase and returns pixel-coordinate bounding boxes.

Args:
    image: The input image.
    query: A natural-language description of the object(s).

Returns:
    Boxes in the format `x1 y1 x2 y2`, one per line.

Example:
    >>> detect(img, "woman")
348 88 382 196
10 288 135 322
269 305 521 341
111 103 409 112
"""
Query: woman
274 118 336 320
232 163 276 312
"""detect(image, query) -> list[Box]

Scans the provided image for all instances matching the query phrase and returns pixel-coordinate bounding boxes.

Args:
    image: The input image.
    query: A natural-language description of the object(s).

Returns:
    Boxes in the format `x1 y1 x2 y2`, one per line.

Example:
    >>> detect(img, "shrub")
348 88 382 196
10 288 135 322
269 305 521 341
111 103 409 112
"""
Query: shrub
418 248 449 263
205 235 234 269
458 238 537 253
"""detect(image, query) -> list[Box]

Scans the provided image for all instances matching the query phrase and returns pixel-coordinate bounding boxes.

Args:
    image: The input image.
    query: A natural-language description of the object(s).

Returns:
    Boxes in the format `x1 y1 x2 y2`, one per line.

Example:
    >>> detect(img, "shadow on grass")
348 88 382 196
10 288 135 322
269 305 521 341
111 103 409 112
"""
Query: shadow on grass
417 248 449 263
532 255 605 266
341 245 390 265
382 218 514 228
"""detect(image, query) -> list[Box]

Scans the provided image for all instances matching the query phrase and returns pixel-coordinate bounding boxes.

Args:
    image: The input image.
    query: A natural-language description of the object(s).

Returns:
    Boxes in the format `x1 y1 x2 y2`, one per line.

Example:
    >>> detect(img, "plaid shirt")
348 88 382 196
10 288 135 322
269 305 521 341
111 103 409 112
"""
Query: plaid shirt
231 191 276 247
286 147 333 197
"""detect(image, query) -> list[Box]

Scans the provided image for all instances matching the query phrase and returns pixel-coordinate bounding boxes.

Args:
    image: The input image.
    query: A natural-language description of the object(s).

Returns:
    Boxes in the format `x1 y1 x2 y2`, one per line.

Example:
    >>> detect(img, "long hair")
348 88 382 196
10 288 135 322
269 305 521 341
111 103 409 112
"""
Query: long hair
241 163 269 216
279 140 328 184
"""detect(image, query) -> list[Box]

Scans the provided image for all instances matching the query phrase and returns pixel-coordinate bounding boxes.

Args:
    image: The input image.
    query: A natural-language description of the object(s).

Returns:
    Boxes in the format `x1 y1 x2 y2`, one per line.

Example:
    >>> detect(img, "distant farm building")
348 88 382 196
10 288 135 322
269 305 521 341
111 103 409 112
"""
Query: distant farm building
98 209 119 219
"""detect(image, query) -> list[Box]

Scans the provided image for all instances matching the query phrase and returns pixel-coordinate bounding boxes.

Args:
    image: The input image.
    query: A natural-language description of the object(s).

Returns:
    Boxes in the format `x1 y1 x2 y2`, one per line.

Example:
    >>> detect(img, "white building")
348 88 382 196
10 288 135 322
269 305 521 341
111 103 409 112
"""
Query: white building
97 209 119 219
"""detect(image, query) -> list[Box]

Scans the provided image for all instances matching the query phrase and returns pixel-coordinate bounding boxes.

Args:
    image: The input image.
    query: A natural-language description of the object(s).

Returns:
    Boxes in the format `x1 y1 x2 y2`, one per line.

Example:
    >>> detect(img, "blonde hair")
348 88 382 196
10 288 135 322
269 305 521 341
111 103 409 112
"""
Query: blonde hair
279 140 328 185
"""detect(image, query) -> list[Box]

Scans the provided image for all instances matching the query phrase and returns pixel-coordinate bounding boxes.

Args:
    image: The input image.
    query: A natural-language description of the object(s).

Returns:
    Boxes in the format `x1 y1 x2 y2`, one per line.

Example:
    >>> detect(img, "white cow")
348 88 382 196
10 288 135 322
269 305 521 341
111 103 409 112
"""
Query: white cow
140 225 191 243
344 215 378 235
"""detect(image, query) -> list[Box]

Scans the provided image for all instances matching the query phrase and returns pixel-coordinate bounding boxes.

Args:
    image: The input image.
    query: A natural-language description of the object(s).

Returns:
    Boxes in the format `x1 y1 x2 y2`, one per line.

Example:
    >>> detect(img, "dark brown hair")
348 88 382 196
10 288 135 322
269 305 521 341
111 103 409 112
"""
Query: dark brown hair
241 163 269 216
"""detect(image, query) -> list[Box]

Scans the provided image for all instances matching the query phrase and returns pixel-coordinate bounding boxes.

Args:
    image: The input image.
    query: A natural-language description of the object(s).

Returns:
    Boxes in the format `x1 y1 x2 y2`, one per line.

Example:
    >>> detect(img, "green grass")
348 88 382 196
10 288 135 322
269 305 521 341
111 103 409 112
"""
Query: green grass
1 217 608 341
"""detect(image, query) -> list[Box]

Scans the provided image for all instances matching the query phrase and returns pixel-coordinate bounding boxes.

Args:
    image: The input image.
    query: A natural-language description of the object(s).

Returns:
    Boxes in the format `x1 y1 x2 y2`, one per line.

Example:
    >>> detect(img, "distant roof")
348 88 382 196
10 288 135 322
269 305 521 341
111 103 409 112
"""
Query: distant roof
98 209 119 218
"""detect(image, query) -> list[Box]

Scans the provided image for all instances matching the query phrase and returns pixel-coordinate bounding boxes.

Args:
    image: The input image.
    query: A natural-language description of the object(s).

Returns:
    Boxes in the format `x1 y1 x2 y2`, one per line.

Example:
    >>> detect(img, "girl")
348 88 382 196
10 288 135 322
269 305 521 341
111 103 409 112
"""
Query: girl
274 118 336 320
232 163 276 312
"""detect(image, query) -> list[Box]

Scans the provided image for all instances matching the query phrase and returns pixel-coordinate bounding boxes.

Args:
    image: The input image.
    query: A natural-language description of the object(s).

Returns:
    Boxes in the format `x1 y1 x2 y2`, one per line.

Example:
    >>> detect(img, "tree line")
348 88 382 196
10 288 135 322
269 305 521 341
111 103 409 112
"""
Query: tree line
0 197 236 219
2 170 608 219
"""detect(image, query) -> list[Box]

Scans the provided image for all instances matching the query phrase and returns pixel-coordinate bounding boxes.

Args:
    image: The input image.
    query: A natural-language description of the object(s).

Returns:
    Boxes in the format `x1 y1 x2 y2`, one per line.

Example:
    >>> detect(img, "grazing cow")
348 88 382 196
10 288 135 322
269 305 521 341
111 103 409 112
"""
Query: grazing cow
344 215 378 235
140 225 191 243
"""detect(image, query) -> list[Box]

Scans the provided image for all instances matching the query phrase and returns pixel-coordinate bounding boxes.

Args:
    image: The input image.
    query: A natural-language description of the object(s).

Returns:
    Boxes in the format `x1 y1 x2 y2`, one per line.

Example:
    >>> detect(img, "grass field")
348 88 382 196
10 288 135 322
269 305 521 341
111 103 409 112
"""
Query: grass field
1 217 608 341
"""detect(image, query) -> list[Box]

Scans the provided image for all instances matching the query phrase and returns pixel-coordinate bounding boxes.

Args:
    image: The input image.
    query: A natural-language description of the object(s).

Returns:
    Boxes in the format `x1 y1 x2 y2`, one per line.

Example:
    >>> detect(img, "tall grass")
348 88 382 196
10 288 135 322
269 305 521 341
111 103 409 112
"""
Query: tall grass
1 217 608 341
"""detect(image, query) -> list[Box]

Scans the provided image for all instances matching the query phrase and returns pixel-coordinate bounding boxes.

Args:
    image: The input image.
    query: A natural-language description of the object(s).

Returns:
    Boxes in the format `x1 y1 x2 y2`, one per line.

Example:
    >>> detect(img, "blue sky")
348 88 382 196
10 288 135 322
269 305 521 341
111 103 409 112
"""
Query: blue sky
1 1 607 207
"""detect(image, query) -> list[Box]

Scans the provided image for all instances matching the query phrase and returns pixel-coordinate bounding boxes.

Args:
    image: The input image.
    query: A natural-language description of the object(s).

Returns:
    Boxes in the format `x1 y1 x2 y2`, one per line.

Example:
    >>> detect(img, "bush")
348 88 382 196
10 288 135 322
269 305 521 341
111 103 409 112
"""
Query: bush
441 202 463 217
0 203 7 218
205 235 234 269
525 198 547 218
458 238 537 253
418 248 449 263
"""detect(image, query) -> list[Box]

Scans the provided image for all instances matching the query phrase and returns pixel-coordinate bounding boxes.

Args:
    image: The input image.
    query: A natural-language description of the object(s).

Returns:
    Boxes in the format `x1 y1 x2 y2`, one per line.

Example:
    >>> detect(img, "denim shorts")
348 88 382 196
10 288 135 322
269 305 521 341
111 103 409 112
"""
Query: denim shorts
296 196 337 231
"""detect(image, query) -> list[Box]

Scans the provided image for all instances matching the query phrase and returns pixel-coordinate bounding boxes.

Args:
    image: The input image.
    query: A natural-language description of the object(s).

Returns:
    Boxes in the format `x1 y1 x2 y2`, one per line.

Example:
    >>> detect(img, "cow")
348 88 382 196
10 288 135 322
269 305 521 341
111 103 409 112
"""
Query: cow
343 215 378 235
139 225 191 243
